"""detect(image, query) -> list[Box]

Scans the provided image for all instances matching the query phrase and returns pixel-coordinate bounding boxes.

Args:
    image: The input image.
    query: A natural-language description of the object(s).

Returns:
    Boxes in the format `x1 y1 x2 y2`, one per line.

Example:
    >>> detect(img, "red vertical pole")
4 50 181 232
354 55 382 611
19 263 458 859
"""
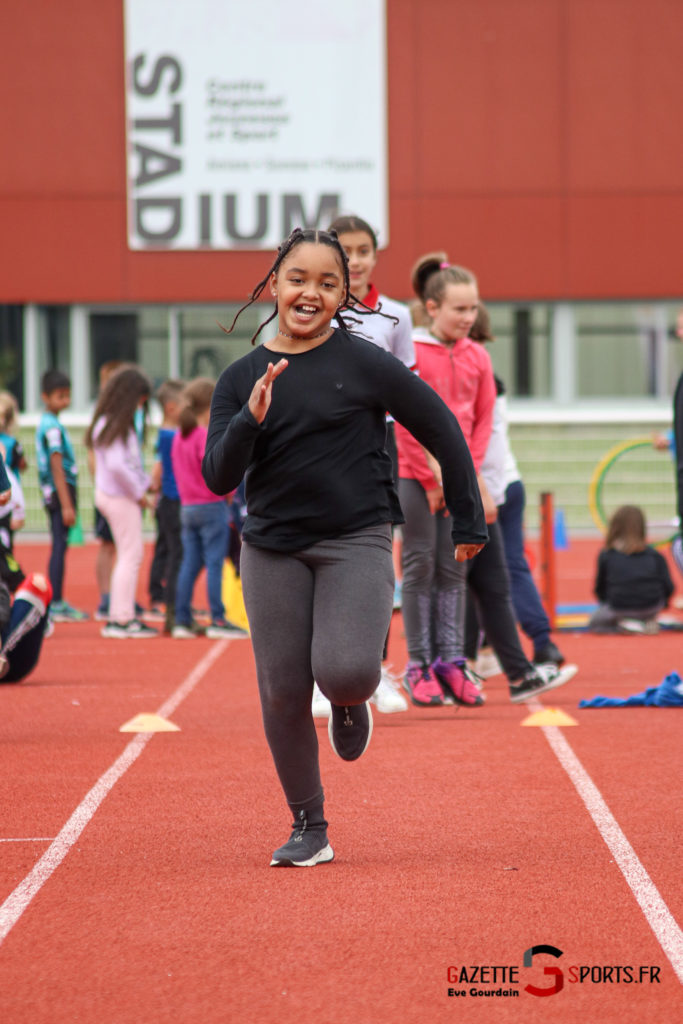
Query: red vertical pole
540 492 556 630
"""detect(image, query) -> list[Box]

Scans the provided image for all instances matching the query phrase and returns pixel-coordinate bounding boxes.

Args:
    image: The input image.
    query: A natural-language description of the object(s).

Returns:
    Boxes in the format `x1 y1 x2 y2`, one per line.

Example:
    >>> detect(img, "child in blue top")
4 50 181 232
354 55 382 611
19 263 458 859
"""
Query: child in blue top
35 369 88 621
0 391 27 479
147 379 184 631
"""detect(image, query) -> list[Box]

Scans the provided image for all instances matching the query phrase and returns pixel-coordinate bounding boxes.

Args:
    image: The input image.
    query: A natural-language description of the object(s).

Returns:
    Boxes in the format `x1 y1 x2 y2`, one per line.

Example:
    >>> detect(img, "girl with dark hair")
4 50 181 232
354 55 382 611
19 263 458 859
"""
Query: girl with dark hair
86 366 157 638
588 505 674 633
203 227 487 867
171 378 248 640
300 213 417 716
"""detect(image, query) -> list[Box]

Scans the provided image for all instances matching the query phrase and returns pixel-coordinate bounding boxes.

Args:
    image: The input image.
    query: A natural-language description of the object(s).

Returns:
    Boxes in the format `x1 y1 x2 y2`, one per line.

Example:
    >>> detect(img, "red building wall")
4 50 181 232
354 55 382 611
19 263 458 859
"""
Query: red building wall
1 0 682 304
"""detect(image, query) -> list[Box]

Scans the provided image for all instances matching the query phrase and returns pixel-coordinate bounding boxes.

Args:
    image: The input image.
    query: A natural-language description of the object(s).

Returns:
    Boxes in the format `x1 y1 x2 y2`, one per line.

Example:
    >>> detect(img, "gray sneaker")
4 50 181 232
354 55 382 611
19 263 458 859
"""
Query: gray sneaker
270 810 334 867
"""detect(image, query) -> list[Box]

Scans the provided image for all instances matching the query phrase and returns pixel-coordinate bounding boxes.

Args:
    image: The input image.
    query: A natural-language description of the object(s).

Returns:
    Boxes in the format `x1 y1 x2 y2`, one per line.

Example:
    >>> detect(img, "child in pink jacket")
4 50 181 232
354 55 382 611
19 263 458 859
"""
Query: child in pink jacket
395 255 496 708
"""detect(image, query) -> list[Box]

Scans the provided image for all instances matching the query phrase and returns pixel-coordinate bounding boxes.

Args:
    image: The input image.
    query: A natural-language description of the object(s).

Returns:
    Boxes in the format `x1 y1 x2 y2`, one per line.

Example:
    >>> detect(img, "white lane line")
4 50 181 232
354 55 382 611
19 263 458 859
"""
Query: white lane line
0 839 54 844
528 700 683 984
0 640 228 947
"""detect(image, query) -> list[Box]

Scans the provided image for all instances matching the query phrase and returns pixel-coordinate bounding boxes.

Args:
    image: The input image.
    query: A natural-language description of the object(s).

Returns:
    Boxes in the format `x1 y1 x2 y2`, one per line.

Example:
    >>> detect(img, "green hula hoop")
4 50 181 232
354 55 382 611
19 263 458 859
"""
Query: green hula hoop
588 437 677 547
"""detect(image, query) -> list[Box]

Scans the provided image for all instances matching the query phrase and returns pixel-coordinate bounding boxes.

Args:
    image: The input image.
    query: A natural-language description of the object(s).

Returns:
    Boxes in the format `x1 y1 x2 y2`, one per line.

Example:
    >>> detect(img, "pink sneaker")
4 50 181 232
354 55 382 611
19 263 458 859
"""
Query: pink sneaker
432 658 485 707
402 662 445 707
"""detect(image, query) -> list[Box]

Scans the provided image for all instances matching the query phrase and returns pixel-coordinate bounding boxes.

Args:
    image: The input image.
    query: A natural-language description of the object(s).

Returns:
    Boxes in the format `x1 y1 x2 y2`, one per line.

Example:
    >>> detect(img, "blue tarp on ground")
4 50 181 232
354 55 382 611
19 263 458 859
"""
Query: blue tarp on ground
578 671 683 708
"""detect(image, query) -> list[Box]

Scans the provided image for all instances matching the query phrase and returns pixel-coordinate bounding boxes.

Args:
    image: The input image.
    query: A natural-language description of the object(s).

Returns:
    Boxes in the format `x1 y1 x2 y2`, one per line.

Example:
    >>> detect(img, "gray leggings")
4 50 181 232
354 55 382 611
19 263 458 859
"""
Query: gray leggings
588 600 665 631
240 525 394 814
398 478 467 664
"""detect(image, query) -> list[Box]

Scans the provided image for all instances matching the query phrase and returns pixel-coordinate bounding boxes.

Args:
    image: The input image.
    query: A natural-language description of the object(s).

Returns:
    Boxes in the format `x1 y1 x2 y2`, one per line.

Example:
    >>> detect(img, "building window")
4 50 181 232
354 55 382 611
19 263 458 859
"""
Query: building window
574 303 667 399
484 303 552 398
37 306 70 386
89 308 170 399
0 304 24 402
178 304 268 381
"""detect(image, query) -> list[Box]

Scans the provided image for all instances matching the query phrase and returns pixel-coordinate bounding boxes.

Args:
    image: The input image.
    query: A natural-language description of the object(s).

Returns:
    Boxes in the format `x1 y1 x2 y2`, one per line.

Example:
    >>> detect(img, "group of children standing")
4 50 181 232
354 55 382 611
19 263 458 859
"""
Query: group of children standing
34 366 247 641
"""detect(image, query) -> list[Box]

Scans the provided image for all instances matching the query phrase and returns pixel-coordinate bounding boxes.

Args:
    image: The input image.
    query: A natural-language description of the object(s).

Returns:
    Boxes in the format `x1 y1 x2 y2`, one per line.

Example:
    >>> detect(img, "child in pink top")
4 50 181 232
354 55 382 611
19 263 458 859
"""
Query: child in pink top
171 378 248 639
395 255 496 708
86 367 157 639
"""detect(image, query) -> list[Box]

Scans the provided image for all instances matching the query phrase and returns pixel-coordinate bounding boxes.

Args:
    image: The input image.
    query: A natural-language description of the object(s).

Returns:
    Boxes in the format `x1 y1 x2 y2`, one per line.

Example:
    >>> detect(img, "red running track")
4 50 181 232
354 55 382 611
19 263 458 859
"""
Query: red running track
0 540 681 1023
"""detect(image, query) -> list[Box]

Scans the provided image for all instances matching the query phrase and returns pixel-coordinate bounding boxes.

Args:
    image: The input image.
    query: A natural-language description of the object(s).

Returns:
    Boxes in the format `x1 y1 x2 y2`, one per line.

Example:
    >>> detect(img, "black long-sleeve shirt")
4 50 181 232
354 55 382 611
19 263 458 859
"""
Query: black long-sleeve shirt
594 546 674 610
203 329 487 552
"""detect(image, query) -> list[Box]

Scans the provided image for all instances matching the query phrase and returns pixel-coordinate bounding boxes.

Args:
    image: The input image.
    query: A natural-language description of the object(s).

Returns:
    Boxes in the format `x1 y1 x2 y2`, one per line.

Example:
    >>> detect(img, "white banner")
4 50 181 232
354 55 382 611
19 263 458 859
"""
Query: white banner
123 1 387 250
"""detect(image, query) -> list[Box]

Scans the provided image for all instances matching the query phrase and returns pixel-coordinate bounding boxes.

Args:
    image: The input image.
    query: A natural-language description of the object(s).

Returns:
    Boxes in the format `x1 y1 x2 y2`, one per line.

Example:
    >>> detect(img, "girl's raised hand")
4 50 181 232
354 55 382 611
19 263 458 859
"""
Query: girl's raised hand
248 359 288 424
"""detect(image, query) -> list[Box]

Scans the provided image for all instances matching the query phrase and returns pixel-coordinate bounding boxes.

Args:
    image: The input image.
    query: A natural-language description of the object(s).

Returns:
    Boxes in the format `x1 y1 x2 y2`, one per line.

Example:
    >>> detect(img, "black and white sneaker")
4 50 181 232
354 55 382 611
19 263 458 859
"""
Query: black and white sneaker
101 619 159 639
328 701 373 761
509 662 578 704
205 619 249 639
270 810 334 867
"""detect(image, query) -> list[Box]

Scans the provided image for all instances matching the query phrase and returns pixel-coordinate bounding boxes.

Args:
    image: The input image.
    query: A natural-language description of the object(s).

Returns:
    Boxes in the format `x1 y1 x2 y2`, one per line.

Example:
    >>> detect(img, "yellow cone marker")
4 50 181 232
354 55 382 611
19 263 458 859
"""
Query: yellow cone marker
521 708 578 727
119 713 180 733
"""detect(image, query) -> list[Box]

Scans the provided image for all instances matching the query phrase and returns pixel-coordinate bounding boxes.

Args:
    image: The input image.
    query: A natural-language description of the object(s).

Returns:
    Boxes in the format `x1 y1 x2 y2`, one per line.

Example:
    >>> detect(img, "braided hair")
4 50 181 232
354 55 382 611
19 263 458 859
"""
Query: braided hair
220 227 396 344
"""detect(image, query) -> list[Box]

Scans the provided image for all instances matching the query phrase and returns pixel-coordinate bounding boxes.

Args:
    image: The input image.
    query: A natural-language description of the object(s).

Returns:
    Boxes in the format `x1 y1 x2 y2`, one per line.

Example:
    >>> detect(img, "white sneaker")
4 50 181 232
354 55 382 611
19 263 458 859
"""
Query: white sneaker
371 667 409 713
311 682 332 718
475 646 503 679
172 624 197 639
617 618 659 635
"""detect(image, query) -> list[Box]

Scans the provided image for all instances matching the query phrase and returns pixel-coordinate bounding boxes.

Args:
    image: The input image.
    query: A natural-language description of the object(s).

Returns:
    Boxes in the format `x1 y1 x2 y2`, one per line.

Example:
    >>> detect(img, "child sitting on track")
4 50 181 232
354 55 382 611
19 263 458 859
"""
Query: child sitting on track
202 227 487 868
0 441 52 682
588 504 674 634
0 574 53 684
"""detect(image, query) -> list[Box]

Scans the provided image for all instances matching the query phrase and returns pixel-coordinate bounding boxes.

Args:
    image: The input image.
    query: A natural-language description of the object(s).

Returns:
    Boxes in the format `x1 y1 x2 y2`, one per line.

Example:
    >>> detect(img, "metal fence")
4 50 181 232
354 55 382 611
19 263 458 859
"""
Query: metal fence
11 418 678 540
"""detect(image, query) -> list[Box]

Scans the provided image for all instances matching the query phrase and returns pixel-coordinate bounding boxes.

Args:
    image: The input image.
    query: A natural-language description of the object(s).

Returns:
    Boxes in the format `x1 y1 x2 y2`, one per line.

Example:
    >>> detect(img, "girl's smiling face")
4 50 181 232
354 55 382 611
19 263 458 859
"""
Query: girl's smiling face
337 229 377 302
271 242 347 338
427 282 480 343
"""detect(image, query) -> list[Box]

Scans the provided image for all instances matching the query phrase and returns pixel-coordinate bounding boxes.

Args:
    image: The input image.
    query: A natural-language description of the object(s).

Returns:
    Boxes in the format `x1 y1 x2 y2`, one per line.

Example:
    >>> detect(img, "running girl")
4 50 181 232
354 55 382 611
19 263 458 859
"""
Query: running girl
202 227 487 868
309 213 417 715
